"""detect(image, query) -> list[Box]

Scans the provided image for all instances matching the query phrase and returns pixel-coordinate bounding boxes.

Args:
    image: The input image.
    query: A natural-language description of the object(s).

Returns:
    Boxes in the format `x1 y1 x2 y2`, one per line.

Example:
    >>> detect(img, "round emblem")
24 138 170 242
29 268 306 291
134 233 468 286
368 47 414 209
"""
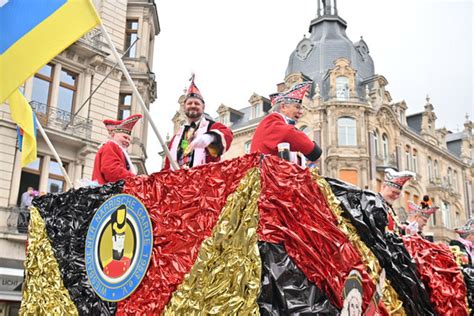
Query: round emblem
85 194 153 301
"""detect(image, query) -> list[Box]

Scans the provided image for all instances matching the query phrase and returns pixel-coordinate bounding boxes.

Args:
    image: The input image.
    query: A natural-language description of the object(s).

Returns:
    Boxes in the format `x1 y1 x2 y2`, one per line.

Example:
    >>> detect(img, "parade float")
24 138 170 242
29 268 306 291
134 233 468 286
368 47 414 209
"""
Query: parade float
20 154 473 315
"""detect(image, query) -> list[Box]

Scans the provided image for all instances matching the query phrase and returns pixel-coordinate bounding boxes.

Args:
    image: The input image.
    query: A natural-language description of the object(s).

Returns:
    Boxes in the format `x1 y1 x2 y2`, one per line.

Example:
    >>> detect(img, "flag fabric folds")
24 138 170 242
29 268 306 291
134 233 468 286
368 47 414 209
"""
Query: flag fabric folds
0 0 101 103
10 90 37 167
0 0 100 167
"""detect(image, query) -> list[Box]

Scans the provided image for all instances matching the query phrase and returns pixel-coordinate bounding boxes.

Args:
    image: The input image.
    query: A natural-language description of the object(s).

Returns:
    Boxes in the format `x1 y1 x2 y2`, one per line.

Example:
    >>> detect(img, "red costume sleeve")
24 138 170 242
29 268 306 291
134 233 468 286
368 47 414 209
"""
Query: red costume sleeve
251 113 321 160
162 135 176 171
206 121 234 156
92 142 134 184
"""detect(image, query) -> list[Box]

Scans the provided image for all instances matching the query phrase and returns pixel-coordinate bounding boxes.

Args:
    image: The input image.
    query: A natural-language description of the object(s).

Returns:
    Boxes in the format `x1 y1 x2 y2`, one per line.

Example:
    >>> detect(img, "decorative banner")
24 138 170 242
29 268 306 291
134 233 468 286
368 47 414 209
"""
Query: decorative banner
22 154 471 315
85 194 153 302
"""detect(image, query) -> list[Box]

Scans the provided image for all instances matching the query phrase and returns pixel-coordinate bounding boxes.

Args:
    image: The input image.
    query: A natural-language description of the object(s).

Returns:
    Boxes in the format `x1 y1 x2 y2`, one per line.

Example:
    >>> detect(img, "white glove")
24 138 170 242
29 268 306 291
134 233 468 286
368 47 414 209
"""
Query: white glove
406 221 419 235
188 134 215 151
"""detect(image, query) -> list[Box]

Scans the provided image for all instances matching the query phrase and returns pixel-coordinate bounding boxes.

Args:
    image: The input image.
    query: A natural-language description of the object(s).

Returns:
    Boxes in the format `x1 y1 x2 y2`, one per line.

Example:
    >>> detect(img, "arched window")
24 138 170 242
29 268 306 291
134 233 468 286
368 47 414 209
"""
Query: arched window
405 145 411 170
336 76 349 100
244 140 251 154
427 157 433 181
434 160 439 179
373 130 379 157
442 201 451 228
337 117 356 146
382 134 389 160
300 125 311 136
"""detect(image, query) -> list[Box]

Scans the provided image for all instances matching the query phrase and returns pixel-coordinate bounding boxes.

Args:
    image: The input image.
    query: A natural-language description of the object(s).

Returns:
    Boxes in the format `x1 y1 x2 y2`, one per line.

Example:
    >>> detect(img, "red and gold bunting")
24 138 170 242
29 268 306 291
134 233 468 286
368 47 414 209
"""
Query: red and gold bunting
117 154 259 314
257 156 375 310
164 168 261 314
403 235 469 315
315 173 405 315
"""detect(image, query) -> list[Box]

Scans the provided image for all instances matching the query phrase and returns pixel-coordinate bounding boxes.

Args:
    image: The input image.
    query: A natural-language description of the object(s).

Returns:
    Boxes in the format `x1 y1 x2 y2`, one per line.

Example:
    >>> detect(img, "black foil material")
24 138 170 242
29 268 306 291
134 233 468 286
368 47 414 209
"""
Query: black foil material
462 267 474 314
258 241 340 315
326 178 434 316
32 181 124 316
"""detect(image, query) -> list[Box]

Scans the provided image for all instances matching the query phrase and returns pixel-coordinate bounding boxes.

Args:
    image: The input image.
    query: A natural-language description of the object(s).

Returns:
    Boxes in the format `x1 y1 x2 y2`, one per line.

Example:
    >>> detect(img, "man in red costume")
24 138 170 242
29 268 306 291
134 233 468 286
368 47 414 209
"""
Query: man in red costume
378 168 415 233
92 114 142 184
103 204 131 278
250 81 322 167
163 75 233 170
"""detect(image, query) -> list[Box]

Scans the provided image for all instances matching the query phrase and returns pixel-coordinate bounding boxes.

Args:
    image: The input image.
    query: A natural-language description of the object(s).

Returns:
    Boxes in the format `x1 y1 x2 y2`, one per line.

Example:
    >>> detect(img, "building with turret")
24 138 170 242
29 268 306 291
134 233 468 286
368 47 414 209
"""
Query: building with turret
171 0 474 243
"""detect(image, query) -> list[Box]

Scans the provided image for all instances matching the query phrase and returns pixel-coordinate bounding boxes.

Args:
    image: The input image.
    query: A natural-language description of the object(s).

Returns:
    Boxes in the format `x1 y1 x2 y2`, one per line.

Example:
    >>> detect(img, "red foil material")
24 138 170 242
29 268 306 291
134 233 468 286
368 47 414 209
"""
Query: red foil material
258 156 375 309
403 235 469 316
117 154 259 314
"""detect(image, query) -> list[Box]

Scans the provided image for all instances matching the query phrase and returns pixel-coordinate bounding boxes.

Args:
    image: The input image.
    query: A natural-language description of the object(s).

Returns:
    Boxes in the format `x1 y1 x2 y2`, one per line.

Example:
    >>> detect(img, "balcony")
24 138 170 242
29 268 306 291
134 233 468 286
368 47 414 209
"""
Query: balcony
79 28 104 50
0 207 28 237
375 153 398 171
30 101 92 140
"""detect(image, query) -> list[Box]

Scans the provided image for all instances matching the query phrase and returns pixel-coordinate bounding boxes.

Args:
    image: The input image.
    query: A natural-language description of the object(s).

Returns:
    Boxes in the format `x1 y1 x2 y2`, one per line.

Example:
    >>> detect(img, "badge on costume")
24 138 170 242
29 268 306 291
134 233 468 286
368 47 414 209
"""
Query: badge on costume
85 194 153 301
341 269 363 316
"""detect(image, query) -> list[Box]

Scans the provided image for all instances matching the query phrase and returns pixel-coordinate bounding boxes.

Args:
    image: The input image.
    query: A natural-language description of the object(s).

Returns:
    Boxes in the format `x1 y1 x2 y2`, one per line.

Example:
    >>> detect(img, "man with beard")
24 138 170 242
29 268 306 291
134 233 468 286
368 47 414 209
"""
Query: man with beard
92 114 142 184
250 81 322 167
163 75 233 170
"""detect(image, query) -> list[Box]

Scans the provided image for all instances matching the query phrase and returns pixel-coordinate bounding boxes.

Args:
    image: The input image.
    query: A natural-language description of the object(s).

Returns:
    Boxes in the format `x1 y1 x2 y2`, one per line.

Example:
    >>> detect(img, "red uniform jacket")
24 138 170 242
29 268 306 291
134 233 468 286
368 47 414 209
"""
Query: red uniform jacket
251 113 322 161
92 141 135 185
163 119 233 170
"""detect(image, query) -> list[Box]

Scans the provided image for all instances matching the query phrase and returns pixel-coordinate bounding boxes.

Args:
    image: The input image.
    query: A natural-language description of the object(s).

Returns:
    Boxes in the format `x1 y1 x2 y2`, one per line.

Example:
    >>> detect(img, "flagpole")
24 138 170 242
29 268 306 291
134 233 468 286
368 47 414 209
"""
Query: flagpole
99 24 179 171
34 115 74 188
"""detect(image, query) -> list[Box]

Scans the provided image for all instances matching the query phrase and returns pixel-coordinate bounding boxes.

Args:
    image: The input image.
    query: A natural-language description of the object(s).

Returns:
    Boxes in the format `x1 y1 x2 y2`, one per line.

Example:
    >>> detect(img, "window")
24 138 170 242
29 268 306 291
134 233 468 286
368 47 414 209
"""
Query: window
373 130 379 156
251 103 262 119
455 211 461 229
382 133 389 160
434 160 439 179
447 167 453 187
337 117 356 146
17 157 42 207
47 160 67 194
118 93 132 120
31 64 53 107
125 20 139 58
339 169 358 186
57 69 78 114
244 141 251 154
336 76 349 100
427 157 433 181
442 201 451 228
405 145 411 170
412 149 417 173
453 170 458 191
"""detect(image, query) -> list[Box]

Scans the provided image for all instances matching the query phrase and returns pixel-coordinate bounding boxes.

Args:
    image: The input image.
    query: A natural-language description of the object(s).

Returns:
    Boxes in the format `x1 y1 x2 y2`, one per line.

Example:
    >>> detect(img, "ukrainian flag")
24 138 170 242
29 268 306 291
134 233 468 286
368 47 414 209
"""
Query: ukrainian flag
0 0 101 166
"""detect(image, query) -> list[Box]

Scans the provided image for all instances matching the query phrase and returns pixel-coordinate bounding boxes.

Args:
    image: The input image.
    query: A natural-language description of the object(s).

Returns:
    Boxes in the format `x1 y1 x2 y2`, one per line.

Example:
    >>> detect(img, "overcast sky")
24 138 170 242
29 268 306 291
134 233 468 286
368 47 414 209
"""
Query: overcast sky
146 0 473 172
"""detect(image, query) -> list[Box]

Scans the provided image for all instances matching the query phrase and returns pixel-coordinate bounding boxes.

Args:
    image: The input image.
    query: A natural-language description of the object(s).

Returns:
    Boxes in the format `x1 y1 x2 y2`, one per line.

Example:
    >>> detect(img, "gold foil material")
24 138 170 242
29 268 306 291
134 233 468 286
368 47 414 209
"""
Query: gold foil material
164 168 262 315
313 172 406 315
20 207 78 315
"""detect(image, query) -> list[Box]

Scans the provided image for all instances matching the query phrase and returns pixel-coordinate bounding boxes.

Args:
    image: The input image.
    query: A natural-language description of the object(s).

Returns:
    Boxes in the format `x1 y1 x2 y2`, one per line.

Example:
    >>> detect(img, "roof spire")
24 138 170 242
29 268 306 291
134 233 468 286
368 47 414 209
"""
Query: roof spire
319 0 338 16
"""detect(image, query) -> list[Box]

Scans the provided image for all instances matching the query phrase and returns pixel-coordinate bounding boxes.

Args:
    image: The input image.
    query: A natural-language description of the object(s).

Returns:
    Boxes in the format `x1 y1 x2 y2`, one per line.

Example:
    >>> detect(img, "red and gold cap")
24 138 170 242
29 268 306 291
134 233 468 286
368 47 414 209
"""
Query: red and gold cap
407 201 438 218
103 114 142 135
185 73 204 104
383 168 415 190
271 81 312 106
455 219 474 235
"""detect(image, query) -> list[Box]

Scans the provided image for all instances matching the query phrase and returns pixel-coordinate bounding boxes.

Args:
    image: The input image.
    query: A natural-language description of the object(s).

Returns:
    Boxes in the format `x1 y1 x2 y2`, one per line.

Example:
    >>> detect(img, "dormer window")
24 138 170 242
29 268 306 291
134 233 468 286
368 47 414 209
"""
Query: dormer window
251 103 262 119
336 76 349 100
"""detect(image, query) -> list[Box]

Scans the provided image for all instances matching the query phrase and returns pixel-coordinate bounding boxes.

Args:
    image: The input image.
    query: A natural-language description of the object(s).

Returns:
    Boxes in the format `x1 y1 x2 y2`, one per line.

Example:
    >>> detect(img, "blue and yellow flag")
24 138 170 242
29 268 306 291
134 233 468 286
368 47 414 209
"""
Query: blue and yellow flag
0 0 101 166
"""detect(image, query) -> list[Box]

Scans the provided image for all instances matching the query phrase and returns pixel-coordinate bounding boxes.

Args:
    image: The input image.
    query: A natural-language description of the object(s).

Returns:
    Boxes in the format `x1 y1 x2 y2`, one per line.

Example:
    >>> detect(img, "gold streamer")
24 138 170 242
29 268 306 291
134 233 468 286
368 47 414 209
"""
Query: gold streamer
20 207 78 315
164 168 262 315
312 171 406 315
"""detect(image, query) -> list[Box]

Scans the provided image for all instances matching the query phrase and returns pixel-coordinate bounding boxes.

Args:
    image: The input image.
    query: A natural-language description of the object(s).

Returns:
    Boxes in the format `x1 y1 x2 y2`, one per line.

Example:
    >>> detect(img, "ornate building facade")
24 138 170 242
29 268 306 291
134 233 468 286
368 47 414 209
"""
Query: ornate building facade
172 0 473 243
0 1 159 312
